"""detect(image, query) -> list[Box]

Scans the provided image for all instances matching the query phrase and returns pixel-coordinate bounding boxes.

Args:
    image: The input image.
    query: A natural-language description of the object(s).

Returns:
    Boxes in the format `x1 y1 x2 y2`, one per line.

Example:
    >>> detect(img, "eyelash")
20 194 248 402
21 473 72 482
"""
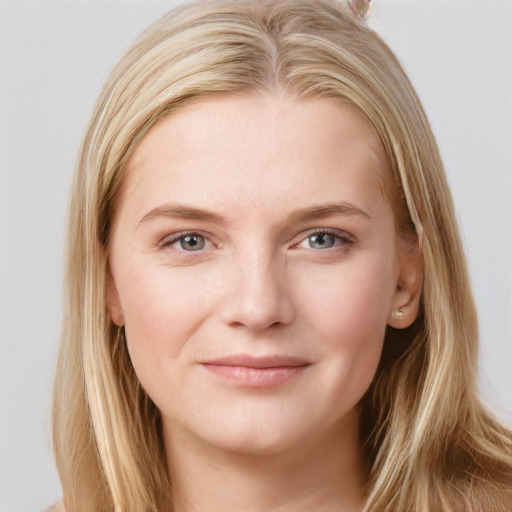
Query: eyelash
296 229 354 250
159 228 354 254
160 231 213 252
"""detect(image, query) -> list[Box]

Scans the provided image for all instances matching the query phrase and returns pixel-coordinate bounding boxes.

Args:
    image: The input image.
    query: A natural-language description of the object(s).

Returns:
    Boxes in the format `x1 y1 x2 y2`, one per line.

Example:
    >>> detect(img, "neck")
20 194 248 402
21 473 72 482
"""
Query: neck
164 411 366 512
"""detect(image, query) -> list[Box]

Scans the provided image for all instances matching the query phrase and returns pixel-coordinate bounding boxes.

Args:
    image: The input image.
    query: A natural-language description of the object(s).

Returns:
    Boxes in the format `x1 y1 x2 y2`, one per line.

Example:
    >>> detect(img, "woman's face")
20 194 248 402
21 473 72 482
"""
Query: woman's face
108 93 419 456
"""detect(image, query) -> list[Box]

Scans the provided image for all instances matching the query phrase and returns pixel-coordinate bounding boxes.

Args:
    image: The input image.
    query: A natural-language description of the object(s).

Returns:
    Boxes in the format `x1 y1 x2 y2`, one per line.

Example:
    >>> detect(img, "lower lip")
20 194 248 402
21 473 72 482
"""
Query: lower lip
201 364 309 388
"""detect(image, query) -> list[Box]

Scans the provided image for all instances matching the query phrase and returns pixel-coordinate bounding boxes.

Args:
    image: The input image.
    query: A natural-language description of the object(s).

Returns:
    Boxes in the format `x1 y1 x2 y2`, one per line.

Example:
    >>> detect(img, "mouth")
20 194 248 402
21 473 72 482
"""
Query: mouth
200 354 311 388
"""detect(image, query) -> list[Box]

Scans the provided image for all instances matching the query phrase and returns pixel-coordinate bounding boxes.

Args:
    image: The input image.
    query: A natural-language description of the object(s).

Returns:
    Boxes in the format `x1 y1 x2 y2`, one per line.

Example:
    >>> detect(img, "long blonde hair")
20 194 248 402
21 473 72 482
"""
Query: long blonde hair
52 1 512 510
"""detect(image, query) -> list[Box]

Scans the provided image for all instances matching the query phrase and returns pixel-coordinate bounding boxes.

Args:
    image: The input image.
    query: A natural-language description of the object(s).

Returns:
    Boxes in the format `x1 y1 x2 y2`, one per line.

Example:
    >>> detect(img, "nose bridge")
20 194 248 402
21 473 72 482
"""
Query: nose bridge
220 241 294 331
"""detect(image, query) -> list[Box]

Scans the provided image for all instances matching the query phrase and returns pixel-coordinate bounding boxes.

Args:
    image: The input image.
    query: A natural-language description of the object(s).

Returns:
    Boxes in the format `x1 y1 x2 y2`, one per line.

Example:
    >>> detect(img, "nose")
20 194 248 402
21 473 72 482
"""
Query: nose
219 249 295 332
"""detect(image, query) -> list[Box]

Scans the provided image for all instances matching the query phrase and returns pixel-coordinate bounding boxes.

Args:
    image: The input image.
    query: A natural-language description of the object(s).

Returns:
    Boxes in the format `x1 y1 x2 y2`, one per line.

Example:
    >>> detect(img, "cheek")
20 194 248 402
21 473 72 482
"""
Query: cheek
117 263 216 384
294 256 395 399
297 255 396 340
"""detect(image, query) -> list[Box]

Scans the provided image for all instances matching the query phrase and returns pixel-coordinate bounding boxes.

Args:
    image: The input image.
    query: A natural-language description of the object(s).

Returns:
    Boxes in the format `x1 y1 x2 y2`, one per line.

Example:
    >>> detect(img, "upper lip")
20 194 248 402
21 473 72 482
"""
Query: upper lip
201 354 311 369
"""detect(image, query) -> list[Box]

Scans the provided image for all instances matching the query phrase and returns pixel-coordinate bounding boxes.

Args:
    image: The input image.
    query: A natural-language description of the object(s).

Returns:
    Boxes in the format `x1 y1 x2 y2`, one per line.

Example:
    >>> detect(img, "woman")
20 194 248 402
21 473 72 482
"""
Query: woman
51 0 512 511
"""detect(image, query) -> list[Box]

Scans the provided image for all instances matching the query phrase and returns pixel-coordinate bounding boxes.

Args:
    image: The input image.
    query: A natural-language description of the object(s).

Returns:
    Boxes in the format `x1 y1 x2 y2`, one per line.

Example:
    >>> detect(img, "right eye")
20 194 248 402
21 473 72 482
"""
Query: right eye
304 232 338 250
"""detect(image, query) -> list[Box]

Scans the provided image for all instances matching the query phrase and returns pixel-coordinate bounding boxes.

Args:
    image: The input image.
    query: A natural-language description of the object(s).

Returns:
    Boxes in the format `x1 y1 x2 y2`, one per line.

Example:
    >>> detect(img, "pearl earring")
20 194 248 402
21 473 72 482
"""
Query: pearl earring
392 308 405 320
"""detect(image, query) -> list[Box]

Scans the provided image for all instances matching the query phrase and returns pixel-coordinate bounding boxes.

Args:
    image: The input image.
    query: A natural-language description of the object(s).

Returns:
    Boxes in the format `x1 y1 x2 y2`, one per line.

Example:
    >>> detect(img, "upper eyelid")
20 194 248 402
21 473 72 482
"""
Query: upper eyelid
294 227 354 243
159 230 213 248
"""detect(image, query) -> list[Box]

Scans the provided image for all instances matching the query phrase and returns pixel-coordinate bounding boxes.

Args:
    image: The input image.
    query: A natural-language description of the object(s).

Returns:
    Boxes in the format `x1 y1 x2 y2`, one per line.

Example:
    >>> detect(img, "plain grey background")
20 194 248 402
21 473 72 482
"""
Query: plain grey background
1 1 510 510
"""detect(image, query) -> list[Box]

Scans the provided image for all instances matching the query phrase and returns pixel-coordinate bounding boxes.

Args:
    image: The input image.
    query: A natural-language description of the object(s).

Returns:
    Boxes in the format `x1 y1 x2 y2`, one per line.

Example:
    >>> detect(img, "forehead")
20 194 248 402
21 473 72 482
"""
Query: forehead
128 93 384 173
118 93 388 223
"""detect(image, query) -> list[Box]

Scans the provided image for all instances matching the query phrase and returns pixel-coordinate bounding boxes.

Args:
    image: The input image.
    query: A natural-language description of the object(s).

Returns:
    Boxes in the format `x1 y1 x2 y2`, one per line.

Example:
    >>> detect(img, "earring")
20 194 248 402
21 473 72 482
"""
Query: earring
392 308 405 320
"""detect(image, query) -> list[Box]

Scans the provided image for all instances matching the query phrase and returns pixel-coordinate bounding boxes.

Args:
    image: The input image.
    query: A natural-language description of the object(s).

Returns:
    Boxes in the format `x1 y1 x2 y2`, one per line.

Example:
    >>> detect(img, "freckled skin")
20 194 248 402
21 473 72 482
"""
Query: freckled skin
108 93 413 460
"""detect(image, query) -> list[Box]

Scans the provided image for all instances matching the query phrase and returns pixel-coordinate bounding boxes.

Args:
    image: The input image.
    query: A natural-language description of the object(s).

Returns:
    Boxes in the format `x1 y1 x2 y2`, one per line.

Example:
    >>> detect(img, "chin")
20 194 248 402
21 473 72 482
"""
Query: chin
206 427 304 457
187 405 346 458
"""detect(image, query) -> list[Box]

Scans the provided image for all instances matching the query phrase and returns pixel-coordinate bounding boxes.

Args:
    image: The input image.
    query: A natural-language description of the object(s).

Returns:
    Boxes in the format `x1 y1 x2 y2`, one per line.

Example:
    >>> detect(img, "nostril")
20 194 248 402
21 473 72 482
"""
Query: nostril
219 267 296 331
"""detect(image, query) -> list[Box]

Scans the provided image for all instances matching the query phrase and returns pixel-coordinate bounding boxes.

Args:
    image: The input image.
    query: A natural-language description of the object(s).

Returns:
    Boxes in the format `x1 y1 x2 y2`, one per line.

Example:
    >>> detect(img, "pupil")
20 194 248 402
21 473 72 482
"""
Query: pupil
310 233 334 249
181 235 204 251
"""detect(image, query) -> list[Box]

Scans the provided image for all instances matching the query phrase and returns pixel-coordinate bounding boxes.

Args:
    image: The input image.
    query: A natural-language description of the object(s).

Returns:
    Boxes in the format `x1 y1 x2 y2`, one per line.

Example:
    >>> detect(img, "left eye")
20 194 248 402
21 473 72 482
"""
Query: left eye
178 234 205 251
298 231 350 250
162 233 208 251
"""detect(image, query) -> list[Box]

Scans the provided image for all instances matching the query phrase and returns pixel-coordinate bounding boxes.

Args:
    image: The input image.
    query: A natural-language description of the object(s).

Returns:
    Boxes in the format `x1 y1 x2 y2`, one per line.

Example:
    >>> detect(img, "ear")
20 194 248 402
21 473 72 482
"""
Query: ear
388 235 423 329
106 266 124 326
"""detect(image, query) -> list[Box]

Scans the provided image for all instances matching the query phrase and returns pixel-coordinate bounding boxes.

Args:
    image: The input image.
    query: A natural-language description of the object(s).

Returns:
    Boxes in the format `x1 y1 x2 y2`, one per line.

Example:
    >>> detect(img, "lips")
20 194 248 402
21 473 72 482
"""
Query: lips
200 354 311 388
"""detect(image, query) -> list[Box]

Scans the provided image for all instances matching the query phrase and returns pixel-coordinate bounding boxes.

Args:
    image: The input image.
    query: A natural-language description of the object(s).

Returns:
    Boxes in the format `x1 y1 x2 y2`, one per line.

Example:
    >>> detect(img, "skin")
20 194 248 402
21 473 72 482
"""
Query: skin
107 93 422 512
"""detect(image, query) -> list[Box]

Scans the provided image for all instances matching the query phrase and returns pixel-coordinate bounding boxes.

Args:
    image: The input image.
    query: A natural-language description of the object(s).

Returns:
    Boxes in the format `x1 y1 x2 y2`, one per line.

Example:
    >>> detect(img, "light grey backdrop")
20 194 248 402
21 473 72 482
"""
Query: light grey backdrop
1 1 510 510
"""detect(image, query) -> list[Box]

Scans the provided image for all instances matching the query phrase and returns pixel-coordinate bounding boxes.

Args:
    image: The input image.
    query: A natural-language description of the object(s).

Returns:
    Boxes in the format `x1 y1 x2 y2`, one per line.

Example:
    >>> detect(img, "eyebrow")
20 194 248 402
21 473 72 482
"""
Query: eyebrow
139 202 372 226
286 203 372 224
140 205 225 224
